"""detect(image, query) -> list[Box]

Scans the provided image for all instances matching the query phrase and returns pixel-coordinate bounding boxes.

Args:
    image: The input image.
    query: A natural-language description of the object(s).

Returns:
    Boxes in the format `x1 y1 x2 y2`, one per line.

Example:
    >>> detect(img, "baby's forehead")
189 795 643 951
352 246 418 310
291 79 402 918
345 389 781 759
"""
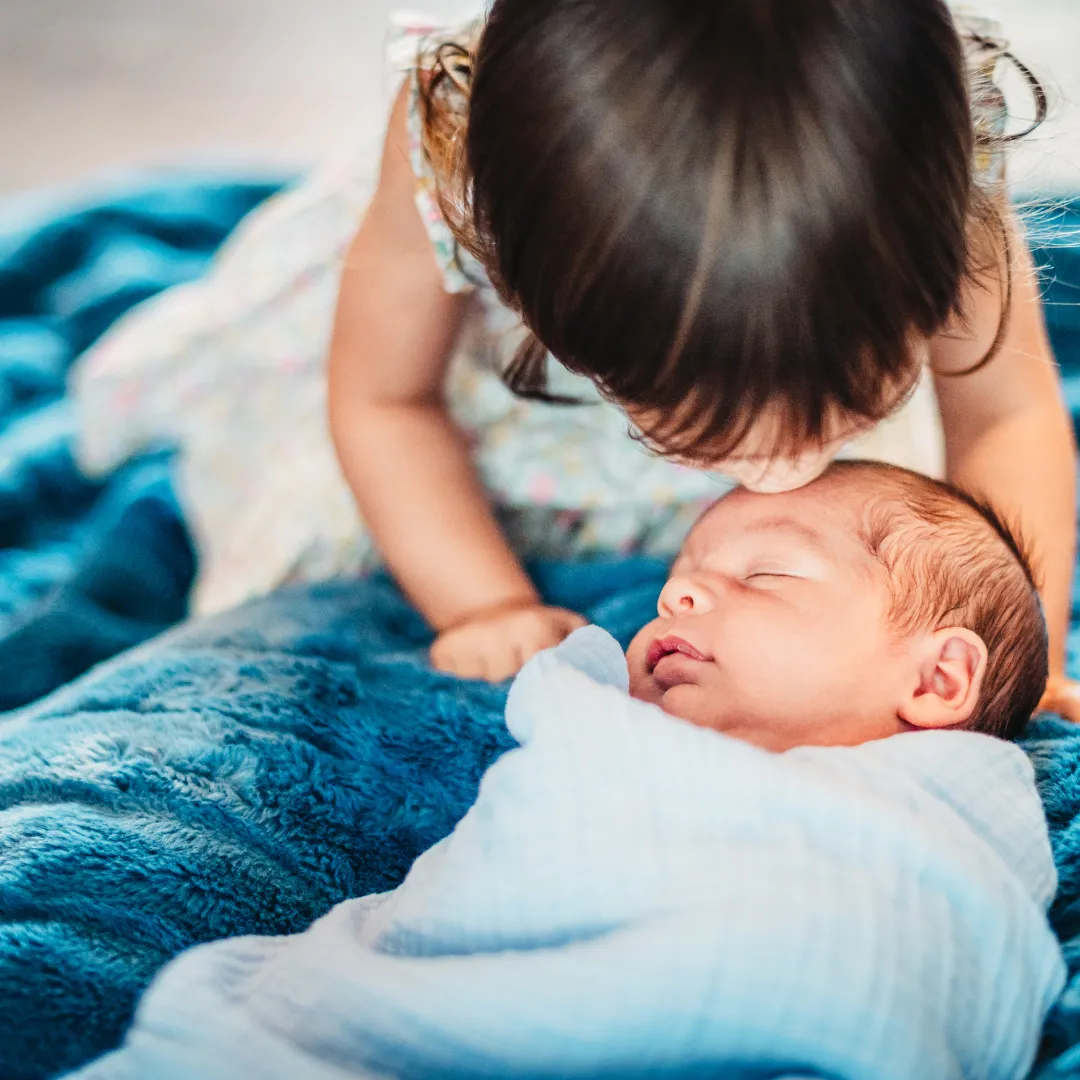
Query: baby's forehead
696 477 865 526
683 485 865 552
682 475 972 561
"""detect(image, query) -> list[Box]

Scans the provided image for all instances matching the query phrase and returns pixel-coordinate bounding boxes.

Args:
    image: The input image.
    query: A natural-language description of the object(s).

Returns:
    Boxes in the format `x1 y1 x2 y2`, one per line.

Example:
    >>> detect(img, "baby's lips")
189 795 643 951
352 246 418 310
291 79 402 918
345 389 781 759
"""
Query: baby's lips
651 653 710 692
646 635 711 673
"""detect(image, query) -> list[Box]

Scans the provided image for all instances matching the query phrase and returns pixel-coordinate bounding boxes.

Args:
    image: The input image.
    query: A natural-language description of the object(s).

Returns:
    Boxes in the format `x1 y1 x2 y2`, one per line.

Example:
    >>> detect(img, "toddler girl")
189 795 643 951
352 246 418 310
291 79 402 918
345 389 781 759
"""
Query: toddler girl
75 2 1077 713
329 0 1074 698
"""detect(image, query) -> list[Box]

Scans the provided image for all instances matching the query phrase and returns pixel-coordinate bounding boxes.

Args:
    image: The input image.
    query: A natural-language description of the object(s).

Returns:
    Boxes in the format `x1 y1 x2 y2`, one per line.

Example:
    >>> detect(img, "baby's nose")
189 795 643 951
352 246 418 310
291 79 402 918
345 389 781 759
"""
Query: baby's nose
658 575 716 617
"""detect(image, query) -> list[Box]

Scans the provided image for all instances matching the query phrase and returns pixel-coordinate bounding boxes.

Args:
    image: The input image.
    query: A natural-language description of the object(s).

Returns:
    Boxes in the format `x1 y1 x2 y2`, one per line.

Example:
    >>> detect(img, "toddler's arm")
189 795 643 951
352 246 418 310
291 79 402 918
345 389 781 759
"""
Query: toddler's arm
328 85 584 681
933 211 1077 716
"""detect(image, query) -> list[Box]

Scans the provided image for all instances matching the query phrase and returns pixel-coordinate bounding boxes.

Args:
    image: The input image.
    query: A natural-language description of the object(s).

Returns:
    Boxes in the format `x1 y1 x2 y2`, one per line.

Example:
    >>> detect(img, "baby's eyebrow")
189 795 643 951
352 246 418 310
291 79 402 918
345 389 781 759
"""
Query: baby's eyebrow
740 516 834 557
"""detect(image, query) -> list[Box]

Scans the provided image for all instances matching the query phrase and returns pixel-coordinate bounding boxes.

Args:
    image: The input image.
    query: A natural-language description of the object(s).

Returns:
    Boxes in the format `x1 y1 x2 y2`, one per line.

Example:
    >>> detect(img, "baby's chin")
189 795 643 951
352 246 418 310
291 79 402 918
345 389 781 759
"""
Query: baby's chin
637 685 789 752
629 674 724 730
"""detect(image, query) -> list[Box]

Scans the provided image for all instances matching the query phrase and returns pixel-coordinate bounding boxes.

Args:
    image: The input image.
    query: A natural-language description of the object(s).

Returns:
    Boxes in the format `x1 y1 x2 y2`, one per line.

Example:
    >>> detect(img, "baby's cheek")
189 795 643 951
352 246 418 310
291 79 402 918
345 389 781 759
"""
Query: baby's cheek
628 669 662 705
624 628 654 678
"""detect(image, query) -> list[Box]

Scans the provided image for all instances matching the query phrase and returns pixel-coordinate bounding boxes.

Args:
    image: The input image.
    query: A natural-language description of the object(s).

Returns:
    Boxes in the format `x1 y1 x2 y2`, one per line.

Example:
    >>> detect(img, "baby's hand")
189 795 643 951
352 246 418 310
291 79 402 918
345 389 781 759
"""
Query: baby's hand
1040 675 1080 724
431 603 588 682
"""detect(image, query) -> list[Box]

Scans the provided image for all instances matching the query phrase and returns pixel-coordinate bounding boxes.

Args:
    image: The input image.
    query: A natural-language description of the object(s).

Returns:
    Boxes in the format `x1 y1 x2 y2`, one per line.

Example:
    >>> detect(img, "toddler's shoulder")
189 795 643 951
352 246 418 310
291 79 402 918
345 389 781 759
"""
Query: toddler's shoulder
385 10 489 295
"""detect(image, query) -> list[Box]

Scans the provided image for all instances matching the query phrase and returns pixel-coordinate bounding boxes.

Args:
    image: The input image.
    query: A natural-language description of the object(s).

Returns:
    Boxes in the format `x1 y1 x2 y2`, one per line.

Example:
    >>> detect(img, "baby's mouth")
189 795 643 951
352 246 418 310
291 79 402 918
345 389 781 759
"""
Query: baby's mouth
646 635 711 675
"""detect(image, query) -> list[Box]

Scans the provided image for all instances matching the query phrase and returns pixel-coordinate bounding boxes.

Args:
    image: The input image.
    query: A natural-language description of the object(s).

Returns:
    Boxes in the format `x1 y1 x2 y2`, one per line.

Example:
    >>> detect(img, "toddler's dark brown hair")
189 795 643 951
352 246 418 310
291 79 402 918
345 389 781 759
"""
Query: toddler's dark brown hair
420 0 1037 460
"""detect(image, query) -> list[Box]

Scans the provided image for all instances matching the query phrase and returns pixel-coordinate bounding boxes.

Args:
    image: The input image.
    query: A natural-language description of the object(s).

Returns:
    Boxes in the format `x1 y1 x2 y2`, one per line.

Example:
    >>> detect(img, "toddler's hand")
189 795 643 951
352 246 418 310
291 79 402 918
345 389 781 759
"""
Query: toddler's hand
431 603 588 682
1040 675 1080 724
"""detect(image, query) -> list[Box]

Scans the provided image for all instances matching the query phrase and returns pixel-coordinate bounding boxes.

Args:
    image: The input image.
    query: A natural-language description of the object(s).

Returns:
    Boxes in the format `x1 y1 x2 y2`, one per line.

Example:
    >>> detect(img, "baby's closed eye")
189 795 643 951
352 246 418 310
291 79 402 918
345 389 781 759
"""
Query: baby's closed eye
745 569 800 582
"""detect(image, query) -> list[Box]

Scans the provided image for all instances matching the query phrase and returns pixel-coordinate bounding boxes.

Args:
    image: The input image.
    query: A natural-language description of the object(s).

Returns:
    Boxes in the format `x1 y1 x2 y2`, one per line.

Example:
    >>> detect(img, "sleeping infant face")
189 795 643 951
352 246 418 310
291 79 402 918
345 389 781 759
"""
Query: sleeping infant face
626 462 1047 751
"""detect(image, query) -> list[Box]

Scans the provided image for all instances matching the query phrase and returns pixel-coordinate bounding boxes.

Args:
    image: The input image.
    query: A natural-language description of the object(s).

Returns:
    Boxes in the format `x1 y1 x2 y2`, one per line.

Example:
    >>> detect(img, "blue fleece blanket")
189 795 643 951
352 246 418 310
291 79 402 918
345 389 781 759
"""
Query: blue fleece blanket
0 175 279 712
0 184 1078 1080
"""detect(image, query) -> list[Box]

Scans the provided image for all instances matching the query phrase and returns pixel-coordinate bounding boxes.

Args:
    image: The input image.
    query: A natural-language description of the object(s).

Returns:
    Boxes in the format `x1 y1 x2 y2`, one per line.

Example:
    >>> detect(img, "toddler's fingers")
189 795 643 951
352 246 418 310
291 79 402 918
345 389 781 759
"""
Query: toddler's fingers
514 639 546 671
459 649 496 682
485 644 525 683
429 642 448 671
544 617 585 649
551 611 588 638
431 641 477 680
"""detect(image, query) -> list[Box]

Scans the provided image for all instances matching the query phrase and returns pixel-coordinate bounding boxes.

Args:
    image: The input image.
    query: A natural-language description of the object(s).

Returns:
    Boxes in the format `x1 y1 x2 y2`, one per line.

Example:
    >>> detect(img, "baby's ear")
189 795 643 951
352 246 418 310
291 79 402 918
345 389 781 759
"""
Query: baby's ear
898 628 988 731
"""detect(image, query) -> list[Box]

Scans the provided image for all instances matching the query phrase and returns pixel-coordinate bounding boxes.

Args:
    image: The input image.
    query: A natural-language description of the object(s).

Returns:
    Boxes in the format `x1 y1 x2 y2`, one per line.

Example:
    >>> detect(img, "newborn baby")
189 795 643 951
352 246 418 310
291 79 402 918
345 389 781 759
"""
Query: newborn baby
72 464 1063 1080
628 460 1048 749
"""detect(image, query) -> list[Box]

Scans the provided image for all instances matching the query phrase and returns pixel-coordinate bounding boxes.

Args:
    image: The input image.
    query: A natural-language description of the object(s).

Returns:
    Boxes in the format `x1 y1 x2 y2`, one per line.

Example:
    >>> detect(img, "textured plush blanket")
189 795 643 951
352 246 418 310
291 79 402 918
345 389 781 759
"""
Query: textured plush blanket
0 174 279 711
0 562 664 1079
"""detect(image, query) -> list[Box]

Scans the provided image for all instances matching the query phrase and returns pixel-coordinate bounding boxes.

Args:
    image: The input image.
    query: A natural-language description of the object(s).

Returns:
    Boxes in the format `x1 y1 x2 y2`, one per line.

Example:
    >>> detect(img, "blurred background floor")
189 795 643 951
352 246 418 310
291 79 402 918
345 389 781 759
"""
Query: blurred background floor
0 0 1078 196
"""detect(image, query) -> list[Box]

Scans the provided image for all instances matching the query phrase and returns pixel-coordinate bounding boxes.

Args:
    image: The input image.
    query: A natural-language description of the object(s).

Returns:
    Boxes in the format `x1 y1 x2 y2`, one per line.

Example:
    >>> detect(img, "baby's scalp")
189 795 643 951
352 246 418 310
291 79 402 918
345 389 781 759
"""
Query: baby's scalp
687 462 1047 739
